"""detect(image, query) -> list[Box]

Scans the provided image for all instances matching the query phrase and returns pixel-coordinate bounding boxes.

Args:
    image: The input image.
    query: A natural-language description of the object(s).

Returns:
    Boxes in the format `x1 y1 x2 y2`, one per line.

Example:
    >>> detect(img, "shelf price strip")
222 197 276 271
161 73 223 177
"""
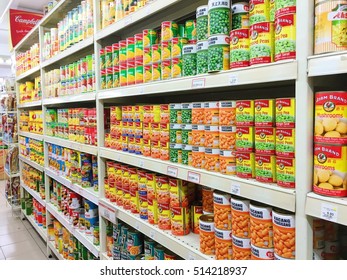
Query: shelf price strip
321 203 338 223
100 202 117 224
167 166 178 177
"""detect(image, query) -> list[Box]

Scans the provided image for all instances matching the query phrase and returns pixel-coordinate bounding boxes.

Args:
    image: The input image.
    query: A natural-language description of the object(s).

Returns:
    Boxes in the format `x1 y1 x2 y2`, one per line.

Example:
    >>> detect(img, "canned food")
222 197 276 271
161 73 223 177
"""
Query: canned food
112 43 119 66
314 0 347 54
236 152 255 178
219 126 236 150
185 20 197 41
236 126 255 152
208 0 231 36
154 244 165 260
164 250 176 260
192 125 205 146
205 125 219 148
255 127 276 155
182 44 197 77
100 49 105 70
255 154 276 183
276 98 296 128
171 57 183 78
161 41 171 61
127 230 143 256
171 206 190 236
250 203 273 248
144 64 152 83
148 198 158 225
113 66 120 88
232 2 250 30
181 103 192 124
143 29 158 48
313 144 347 197
152 62 161 81
192 103 205 124
161 21 178 42
249 0 270 25
199 214 215 255
126 37 135 61
272 209 295 259
169 143 182 163
191 202 203 234
275 13 296 61
161 59 171 80
134 33 143 60
204 101 219 125
276 157 295 188
251 244 274 260
208 35 230 72
120 63 127 87
196 5 209 41
213 191 231 230
105 46 113 68
230 29 250 69
219 150 236 175
250 22 274 65
255 99 276 127
119 40 127 63
215 228 233 260
158 202 171 230
144 238 155 260
196 41 209 74
172 37 188 58
181 124 192 145
232 235 251 260
236 100 255 126
231 197 250 238
182 144 193 166
315 91 347 145
276 128 295 157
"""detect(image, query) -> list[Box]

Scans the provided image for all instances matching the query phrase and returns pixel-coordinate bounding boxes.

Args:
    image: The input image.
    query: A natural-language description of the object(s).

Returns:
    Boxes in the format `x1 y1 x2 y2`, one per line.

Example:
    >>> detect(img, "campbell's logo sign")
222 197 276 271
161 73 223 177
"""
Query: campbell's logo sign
14 16 40 25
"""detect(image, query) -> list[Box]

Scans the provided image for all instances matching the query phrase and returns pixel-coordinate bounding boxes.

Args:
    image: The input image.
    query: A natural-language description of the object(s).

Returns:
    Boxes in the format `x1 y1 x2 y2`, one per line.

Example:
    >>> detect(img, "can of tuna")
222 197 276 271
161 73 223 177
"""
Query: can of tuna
182 44 197 77
231 197 250 238
232 2 250 30
250 202 273 248
144 238 156 260
272 209 295 259
208 0 231 36
275 13 296 62
232 235 251 260
199 214 215 255
230 29 250 69
314 0 347 54
215 228 233 260
196 5 209 41
213 191 231 230
251 244 274 260
208 35 230 72
250 22 274 65
249 0 270 25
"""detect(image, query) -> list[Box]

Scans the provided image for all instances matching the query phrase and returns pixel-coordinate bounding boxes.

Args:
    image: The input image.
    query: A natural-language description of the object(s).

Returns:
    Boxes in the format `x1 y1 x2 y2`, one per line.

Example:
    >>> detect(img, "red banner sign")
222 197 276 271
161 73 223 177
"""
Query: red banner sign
9 9 43 49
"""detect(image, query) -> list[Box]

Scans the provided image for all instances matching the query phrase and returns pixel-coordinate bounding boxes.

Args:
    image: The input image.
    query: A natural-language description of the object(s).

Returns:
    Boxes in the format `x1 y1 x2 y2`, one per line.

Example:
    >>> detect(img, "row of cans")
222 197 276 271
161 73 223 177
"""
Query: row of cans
15 44 40 76
19 136 44 166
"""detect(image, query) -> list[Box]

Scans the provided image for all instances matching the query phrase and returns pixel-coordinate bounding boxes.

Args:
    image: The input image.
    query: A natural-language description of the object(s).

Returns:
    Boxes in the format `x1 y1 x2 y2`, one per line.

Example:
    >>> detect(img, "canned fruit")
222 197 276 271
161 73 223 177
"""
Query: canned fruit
208 0 231 36
315 91 347 145
199 214 215 255
185 20 197 41
143 29 158 48
275 13 296 61
161 41 171 61
255 154 277 183
314 0 347 54
276 128 295 158
313 144 347 197
172 37 188 58
276 98 296 128
272 209 295 259
215 228 233 260
230 29 250 69
171 57 183 78
276 157 295 188
196 6 209 41
161 21 178 42
208 35 230 72
250 22 274 65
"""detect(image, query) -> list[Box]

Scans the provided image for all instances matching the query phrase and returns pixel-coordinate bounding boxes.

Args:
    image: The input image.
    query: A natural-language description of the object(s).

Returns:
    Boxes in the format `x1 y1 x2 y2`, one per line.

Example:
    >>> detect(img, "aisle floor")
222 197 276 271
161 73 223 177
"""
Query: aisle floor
0 180 50 260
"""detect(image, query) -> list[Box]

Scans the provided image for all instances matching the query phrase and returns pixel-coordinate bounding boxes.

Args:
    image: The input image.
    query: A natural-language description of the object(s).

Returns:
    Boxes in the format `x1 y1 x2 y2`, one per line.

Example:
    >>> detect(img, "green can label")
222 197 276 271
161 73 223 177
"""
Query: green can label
185 20 197 40
196 5 209 41
208 35 230 72
208 0 231 36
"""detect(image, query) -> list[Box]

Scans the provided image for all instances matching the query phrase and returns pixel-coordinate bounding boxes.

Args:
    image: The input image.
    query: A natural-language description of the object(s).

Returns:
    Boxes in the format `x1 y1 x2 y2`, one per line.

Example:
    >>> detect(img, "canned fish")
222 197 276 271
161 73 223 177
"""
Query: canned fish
231 197 250 238
208 0 231 36
250 203 273 248
208 35 230 72
313 144 347 197
230 29 250 69
232 2 250 30
314 0 347 54
199 214 215 255
249 0 271 25
215 228 233 260
197 5 209 41
315 91 347 145
275 13 296 61
232 235 251 260
183 44 197 77
272 209 295 259
213 191 231 230
250 22 274 65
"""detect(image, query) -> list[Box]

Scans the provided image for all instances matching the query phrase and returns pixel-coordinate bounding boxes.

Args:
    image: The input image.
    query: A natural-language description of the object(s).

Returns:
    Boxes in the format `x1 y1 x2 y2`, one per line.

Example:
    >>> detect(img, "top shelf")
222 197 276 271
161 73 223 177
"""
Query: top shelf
40 0 81 27
14 25 39 52
308 51 347 77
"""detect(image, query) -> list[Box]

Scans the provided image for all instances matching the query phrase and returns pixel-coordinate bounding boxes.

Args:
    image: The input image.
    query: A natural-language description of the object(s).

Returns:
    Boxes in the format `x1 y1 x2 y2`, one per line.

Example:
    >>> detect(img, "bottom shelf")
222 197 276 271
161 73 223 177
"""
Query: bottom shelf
48 241 64 260
22 209 47 240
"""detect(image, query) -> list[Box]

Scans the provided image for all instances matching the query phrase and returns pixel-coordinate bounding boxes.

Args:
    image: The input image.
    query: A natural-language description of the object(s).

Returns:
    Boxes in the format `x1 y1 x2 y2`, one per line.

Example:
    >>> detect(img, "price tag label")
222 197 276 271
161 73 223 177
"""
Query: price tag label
124 16 133 26
100 204 117 223
192 79 205 89
149 230 156 239
230 183 241 196
167 166 178 177
139 160 145 168
135 222 140 230
321 204 338 223
229 74 239 85
187 171 200 184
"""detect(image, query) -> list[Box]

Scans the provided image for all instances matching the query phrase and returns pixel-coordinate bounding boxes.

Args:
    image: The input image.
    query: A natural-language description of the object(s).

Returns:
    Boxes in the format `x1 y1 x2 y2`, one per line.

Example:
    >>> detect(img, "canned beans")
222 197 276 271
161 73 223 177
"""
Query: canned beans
231 197 250 238
199 214 215 255
213 191 231 230
215 228 233 260
232 235 251 260
250 203 273 248
202 187 214 213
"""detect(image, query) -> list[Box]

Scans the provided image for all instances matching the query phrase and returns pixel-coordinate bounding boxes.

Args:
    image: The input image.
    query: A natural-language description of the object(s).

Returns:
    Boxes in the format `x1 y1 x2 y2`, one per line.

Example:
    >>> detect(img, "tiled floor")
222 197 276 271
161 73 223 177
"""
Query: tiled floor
0 180 52 260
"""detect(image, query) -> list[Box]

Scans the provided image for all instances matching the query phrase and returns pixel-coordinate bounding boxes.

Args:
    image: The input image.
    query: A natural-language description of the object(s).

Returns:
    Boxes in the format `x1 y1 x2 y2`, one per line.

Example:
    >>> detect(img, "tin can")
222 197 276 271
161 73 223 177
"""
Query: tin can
192 146 205 169
185 20 197 41
158 202 171 230
120 63 127 87
208 0 231 36
196 40 209 74
251 244 274 260
169 143 182 164
105 46 113 68
202 187 214 213
144 238 155 260
161 59 171 80
255 127 276 155
144 64 152 83
152 62 161 81
191 202 203 234
154 244 165 260
236 152 255 178
197 5 209 41
231 197 250 238
134 33 143 60
143 29 158 48
126 37 135 61
314 0 347 54
230 29 250 69
232 235 251 260
208 35 230 72
275 0 296 18
171 206 190 236
113 66 120 88
255 154 276 183
127 230 143 256
276 98 296 128
249 0 271 25
182 44 197 77
106 67 113 89
119 40 127 64
204 125 219 148
215 228 233 260
112 43 119 66
250 22 275 65
161 21 178 42
199 214 215 255
161 41 171 61
213 191 231 230
135 60 144 84
250 203 273 248
276 128 295 158
100 49 105 70
172 37 188 58
232 2 250 30
275 13 296 61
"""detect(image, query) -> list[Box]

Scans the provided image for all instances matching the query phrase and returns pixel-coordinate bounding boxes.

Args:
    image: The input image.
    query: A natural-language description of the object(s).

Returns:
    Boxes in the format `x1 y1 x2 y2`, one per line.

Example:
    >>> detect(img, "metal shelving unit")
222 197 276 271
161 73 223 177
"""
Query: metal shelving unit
18 132 44 141
44 136 98 156
21 209 47 240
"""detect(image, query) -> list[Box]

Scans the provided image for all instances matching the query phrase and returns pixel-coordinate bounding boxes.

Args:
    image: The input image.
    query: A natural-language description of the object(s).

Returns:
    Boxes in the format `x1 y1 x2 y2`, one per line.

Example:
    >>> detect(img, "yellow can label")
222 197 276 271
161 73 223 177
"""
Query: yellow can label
250 22 274 65
275 13 296 61
255 99 275 127
255 154 276 183
249 0 270 25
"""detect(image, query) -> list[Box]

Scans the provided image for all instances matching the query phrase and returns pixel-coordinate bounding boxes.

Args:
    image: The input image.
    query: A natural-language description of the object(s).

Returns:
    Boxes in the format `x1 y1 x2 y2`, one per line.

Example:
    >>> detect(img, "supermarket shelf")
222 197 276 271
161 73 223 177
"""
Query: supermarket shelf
99 199 211 260
41 36 94 68
100 148 296 212
96 0 180 40
19 131 44 141
15 65 41 82
48 241 64 260
18 100 42 109
44 136 98 155
5 169 20 178
21 183 46 207
21 209 47 240
19 155 44 172
100 252 112 260
45 168 99 205
43 92 96 106
40 0 76 26
98 60 298 100
308 51 347 77
46 203 100 257
306 192 347 226
14 24 39 52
